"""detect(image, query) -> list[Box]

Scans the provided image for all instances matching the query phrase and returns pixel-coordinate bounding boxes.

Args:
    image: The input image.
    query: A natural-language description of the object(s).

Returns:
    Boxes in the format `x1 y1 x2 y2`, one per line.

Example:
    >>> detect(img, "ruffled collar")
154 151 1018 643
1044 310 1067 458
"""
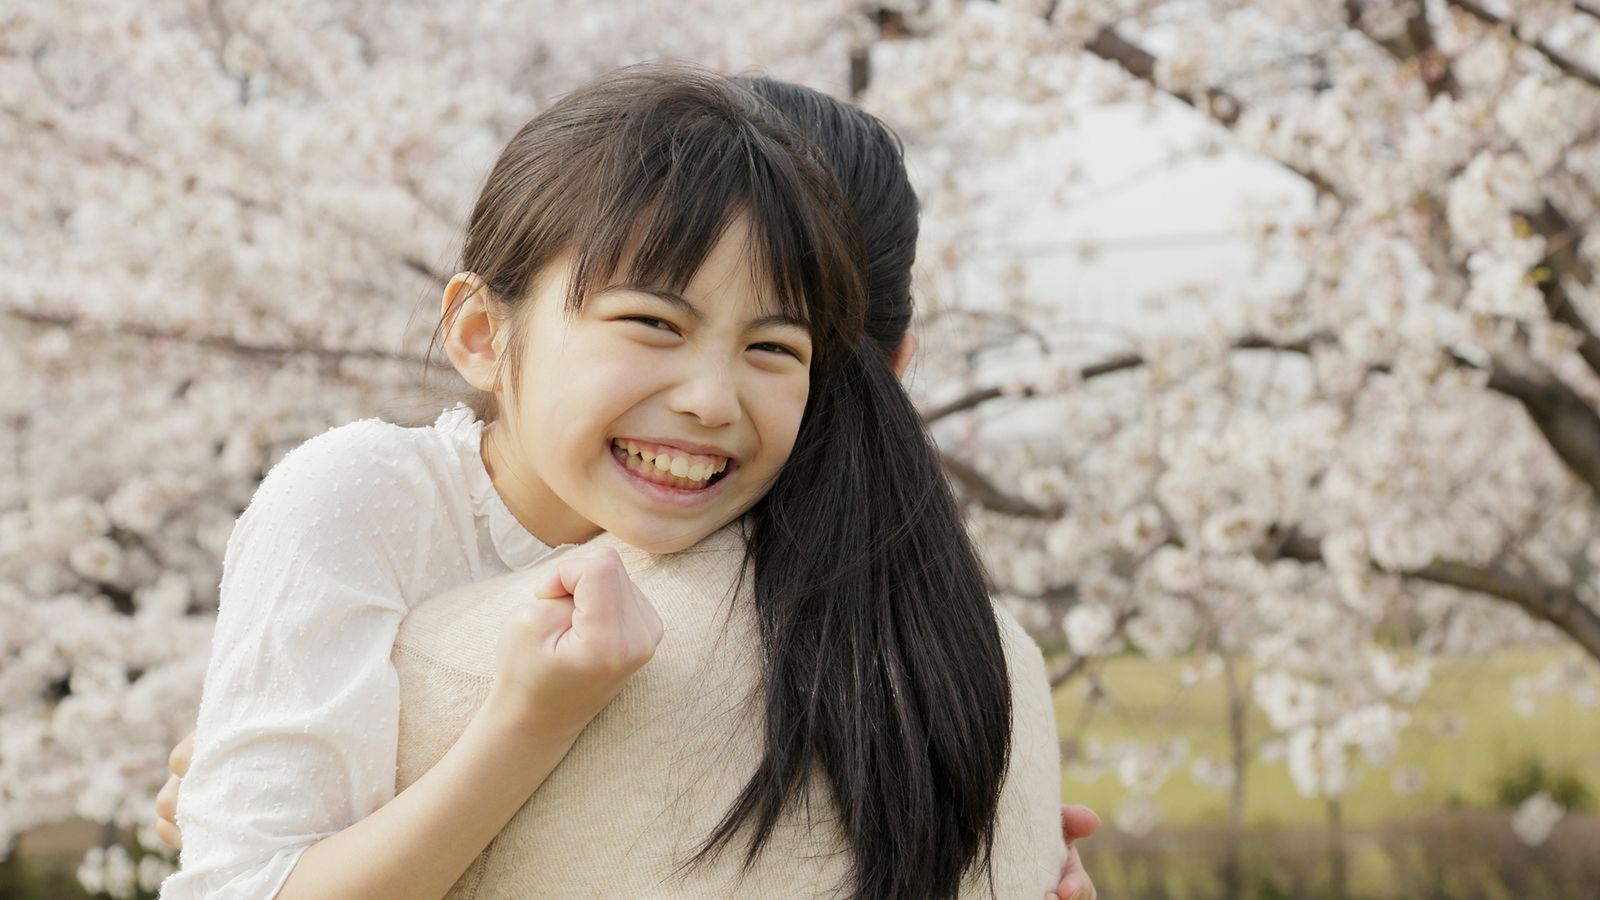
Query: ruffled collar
432 403 554 570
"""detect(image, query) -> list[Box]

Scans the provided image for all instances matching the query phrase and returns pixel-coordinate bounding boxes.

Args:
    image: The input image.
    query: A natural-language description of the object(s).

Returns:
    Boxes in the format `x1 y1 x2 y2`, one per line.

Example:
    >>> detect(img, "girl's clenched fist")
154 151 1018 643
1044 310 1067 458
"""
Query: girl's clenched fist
489 546 664 739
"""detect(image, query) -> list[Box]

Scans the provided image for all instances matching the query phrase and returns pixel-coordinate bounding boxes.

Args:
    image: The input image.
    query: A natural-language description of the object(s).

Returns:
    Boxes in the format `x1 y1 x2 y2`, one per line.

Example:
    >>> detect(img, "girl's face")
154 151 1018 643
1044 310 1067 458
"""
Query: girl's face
473 216 813 554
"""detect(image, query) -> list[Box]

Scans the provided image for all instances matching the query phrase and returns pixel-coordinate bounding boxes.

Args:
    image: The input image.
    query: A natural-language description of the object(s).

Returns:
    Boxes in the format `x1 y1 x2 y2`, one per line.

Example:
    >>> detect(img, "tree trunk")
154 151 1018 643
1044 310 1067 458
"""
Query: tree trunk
1221 652 1248 899
1326 796 1348 900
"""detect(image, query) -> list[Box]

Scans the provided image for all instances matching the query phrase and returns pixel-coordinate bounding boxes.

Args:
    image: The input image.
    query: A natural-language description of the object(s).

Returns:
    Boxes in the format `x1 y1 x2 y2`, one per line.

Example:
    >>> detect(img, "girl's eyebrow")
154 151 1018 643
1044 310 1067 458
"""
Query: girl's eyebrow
609 283 810 332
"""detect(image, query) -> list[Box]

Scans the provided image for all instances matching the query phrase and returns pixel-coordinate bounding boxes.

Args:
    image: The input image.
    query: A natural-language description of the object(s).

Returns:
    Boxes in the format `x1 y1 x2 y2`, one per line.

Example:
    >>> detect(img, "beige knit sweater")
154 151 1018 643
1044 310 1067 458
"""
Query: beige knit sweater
392 523 1066 899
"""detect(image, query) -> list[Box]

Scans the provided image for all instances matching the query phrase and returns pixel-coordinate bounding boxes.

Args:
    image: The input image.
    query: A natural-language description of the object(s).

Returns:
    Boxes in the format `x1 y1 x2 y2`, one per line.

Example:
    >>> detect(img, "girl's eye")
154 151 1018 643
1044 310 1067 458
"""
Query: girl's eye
750 342 799 359
623 316 678 333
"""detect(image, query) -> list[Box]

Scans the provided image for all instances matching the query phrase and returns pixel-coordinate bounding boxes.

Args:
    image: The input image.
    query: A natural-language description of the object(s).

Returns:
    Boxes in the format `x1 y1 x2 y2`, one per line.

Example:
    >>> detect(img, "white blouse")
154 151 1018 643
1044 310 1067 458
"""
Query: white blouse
162 405 566 899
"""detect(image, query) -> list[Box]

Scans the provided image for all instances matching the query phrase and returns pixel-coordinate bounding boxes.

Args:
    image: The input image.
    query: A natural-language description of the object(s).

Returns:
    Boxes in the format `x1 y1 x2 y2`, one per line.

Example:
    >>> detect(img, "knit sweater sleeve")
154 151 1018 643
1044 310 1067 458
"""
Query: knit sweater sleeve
963 604 1069 899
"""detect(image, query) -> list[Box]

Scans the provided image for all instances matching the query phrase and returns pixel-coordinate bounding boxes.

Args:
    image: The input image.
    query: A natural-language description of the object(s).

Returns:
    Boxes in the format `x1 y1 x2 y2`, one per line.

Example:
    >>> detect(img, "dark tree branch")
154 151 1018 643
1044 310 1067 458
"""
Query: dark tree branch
4 305 426 367
1273 528 1600 661
1077 25 1341 198
940 450 1061 519
1476 358 1600 497
1523 200 1600 379
1345 0 1460 98
921 334 1316 424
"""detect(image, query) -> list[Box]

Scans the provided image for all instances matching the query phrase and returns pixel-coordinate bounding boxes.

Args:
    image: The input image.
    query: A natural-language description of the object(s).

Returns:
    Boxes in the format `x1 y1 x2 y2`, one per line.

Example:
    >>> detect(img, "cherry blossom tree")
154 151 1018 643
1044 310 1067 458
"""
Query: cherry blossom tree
1 0 867 889
848 0 1600 873
7 0 1600 893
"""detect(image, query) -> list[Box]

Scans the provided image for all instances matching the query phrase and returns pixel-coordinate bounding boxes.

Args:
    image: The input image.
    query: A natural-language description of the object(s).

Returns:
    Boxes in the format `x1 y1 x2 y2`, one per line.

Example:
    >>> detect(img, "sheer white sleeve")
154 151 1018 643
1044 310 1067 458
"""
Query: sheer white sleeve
161 422 433 899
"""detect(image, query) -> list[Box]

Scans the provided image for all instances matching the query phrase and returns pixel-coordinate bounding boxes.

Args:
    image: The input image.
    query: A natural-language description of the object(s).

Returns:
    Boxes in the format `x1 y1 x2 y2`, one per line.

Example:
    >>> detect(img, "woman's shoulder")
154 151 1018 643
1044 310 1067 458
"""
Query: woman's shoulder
989 601 1049 683
394 520 754 676
392 565 534 677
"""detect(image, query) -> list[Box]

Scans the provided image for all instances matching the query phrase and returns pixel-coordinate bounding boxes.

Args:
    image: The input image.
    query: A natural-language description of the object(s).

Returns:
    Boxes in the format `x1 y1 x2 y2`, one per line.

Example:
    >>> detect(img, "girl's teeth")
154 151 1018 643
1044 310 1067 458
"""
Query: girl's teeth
614 439 725 486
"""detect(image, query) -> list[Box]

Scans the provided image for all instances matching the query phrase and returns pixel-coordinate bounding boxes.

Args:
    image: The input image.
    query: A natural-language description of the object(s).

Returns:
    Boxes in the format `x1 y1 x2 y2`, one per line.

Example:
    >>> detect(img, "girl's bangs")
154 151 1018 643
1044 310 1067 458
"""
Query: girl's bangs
561 104 855 346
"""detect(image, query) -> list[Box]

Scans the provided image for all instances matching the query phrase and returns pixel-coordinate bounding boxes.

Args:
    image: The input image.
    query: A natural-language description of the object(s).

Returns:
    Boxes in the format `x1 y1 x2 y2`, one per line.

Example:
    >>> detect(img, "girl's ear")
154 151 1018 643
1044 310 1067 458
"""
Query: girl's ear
889 332 917 381
441 272 504 392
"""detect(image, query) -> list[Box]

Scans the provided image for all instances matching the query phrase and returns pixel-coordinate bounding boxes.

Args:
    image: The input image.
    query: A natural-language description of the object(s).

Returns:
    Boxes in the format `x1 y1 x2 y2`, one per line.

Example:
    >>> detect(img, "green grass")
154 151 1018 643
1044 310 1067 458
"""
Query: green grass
1051 648 1600 826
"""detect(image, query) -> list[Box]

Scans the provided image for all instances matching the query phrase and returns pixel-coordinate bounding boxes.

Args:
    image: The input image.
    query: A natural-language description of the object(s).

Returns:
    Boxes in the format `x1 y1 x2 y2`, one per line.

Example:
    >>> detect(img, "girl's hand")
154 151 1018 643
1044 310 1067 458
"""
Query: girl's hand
154 731 194 850
1048 803 1100 900
488 546 664 739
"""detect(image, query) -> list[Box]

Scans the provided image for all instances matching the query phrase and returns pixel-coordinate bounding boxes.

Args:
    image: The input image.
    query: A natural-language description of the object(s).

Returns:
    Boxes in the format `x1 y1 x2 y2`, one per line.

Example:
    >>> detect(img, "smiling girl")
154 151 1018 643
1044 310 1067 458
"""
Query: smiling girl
163 63 1058 900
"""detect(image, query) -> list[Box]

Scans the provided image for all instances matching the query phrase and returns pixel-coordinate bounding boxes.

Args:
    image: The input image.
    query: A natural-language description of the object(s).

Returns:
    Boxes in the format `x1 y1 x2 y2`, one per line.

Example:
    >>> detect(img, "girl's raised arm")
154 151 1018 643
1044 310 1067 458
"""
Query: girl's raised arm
274 546 660 900
162 423 658 899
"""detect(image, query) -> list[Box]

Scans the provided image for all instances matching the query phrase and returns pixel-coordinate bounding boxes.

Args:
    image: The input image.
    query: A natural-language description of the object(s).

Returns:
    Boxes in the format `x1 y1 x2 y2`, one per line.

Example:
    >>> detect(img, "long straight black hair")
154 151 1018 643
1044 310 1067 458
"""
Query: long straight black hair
682 77 1015 898
430 65 1012 899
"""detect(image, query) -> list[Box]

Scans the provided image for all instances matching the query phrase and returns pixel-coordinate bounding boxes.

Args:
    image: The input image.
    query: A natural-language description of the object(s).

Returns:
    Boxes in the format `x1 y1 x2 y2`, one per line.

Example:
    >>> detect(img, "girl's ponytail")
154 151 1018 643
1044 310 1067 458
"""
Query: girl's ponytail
696 337 1014 899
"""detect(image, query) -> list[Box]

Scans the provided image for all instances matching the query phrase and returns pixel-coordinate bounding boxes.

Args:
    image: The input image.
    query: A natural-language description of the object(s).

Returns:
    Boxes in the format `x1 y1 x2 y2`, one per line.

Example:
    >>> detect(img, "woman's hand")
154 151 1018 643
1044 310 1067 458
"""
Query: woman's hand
1047 803 1100 900
154 731 193 850
487 546 665 740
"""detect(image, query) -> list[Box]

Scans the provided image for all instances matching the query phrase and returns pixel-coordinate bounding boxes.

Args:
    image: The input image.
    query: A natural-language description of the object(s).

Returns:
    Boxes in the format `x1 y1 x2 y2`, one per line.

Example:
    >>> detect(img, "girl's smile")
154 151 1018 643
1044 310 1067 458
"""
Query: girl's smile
608 438 737 507
463 214 811 554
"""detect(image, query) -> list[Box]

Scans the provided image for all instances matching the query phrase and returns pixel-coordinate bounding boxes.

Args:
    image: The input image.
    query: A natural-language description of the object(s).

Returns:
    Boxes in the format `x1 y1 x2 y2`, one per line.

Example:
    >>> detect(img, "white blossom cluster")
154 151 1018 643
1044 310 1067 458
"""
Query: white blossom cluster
1510 789 1565 846
867 0 1600 833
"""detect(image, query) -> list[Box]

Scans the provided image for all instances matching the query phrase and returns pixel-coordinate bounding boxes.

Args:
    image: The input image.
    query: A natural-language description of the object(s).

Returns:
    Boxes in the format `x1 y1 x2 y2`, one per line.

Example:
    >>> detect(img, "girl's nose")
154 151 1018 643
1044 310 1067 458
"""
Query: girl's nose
666 365 741 428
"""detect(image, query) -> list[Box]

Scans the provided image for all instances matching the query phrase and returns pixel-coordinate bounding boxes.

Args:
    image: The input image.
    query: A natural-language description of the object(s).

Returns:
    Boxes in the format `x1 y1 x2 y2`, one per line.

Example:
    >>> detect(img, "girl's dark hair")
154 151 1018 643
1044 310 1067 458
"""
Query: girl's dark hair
430 65 1012 899
427 64 863 420
685 76 1015 899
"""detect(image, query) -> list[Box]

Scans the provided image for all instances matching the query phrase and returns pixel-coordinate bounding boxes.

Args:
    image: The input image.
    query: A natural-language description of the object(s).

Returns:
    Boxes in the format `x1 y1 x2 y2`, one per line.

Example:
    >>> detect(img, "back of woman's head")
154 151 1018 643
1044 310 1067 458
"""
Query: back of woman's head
431 64 866 415
688 78 1014 900
736 76 919 359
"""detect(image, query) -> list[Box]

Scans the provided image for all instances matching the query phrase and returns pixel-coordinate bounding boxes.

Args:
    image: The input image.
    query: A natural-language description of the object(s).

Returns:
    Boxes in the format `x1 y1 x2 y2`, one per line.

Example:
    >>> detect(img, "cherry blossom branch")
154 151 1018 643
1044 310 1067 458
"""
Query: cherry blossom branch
1076 24 1342 198
1049 606 1137 688
1473 357 1600 498
1344 0 1459 98
920 334 1319 424
931 331 1600 516
1358 4 1599 377
1446 0 1600 90
3 305 427 368
1342 4 1600 378
939 450 1062 518
950 8 1600 496
1523 200 1600 379
1273 528 1600 662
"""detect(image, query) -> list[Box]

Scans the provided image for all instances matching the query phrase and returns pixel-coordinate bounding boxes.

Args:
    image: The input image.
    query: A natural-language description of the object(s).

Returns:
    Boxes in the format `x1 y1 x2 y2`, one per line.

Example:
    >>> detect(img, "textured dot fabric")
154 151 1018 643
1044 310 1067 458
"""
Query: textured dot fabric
161 404 570 900
391 525 1069 898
